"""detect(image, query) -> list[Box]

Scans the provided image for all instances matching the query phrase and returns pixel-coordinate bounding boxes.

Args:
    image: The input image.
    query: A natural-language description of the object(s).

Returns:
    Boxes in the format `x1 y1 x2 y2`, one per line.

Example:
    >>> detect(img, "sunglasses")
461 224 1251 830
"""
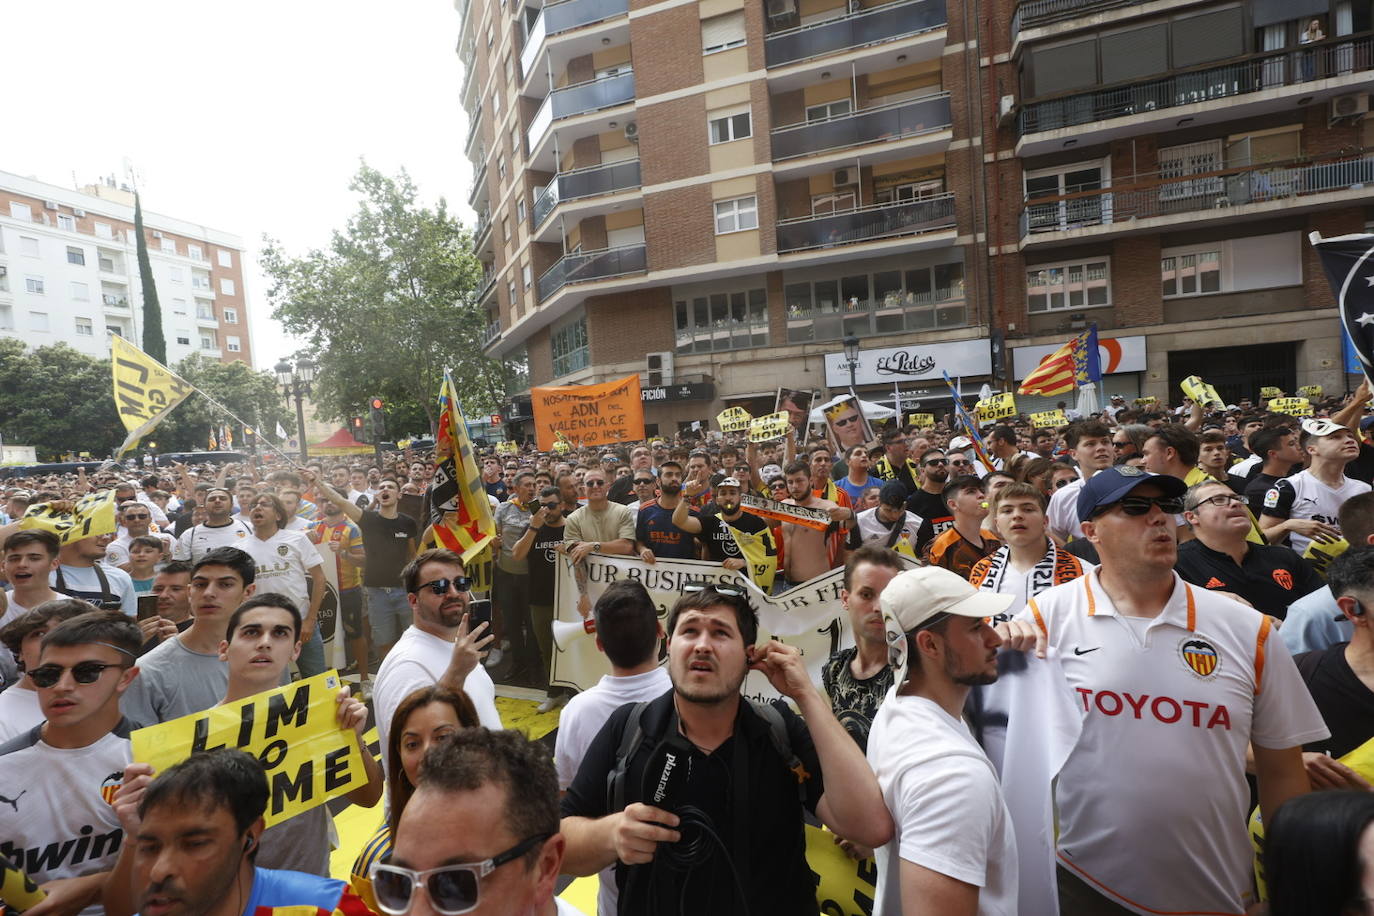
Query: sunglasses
541 503 561 512
682 582 747 598
634 478 655 485
950 459 972 467
584 480 607 487
415 577 472 595
370 834 551 916
832 414 862 428
1095 495 1185 518
123 513 150 521
923 458 947 466
1112 441 1130 448
30 660 129 689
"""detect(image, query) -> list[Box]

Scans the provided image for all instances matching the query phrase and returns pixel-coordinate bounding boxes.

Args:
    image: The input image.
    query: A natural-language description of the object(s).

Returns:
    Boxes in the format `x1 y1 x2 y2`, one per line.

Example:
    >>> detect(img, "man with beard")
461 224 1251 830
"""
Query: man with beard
372 548 502 776
559 584 893 914
172 487 253 564
906 450 953 553
673 476 776 584
867 567 1017 916
872 430 921 496
779 460 849 588
824 545 904 754
634 461 699 562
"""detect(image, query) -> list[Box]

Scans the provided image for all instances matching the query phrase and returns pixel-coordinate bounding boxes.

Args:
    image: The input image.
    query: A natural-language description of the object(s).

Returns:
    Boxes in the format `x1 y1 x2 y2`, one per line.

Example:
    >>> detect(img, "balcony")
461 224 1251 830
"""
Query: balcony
468 161 489 207
778 193 956 253
771 93 951 161
537 243 646 301
786 289 967 343
547 0 627 35
473 211 493 252
1018 33 1374 148
1012 0 1132 32
520 12 548 81
464 104 483 156
527 70 635 153
1019 150 1374 244
191 283 214 298
477 270 498 304
101 294 129 309
483 318 502 346
765 0 947 68
533 159 641 227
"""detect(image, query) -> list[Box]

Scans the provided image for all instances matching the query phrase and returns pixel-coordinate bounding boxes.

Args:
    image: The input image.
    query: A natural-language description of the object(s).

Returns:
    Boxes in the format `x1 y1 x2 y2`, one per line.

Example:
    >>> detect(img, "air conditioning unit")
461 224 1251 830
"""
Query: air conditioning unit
998 94 1016 125
1331 93 1370 121
832 167 857 187
73 208 86 217
152 230 163 239
624 121 639 142
43 200 58 211
647 351 674 387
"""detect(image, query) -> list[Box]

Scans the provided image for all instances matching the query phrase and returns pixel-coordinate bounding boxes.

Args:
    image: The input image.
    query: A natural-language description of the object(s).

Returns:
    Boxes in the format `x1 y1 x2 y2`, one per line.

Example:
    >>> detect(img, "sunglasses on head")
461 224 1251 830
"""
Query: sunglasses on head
682 582 747 598
30 656 131 689
1095 495 1185 518
414 577 473 595
370 834 551 916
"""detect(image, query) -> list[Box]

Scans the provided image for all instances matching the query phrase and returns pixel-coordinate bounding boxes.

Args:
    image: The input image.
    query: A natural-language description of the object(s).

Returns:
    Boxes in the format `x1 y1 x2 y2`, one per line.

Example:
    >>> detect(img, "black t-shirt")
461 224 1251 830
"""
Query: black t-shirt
697 505 771 562
1244 472 1281 518
526 522 567 605
1295 643 1374 758
484 480 509 502
904 488 952 552
560 690 824 916
635 499 699 560
1348 442 1374 485
357 510 419 587
1174 540 1324 618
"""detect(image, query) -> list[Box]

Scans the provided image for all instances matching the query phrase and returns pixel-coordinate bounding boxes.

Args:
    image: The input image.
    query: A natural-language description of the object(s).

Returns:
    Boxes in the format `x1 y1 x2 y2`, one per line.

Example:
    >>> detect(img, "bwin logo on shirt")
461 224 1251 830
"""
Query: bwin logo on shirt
1179 637 1220 679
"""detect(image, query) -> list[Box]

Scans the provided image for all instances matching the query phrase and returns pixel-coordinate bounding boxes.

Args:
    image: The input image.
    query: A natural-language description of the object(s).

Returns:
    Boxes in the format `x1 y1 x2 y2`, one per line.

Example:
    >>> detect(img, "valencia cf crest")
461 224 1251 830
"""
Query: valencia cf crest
1179 637 1220 679
1272 569 1294 590
277 545 289 556
100 770 124 805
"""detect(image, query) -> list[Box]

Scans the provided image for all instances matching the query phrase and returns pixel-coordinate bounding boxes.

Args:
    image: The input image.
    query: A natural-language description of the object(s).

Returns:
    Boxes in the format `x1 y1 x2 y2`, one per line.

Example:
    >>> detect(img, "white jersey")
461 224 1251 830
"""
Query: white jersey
173 518 254 563
237 529 324 617
0 722 134 916
1046 475 1085 543
1014 569 1328 915
853 507 924 553
1261 468 1370 555
105 530 176 567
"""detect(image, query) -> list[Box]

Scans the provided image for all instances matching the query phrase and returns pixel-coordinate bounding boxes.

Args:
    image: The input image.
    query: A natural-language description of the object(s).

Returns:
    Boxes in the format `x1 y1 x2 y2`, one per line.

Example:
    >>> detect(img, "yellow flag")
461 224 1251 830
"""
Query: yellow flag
111 337 194 455
21 490 118 544
726 520 778 592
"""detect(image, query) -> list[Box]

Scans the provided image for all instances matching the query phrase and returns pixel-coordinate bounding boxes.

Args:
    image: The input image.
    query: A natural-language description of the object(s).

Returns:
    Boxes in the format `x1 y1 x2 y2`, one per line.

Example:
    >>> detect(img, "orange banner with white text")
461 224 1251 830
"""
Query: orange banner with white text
531 374 645 451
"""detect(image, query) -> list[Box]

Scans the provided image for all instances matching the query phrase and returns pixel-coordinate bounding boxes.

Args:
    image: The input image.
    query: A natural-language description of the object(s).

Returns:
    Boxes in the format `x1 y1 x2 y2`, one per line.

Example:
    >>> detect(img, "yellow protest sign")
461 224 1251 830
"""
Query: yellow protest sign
1134 396 1159 407
111 336 195 455
551 440 571 454
531 374 644 451
1304 536 1349 577
1180 375 1224 409
749 411 792 443
977 392 1017 422
716 407 753 433
496 441 519 455
1298 385 1323 399
131 671 365 827
907 413 935 428
1268 397 1312 417
21 489 117 544
805 825 877 915
1259 386 1282 399
397 438 413 450
1030 409 1067 429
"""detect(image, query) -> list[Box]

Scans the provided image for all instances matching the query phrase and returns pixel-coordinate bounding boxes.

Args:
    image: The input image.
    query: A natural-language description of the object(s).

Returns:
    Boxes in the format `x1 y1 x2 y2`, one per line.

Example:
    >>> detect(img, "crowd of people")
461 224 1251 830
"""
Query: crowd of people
3 380 1374 915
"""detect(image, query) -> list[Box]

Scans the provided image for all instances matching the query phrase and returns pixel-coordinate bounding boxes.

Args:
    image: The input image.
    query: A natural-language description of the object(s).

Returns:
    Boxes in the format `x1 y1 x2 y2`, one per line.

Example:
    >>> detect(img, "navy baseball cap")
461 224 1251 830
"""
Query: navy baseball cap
1076 466 1187 522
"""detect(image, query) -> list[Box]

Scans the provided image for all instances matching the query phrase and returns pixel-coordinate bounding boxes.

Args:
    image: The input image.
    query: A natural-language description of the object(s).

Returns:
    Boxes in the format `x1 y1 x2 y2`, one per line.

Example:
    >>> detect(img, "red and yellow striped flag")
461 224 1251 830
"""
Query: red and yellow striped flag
1017 339 1078 397
428 373 496 563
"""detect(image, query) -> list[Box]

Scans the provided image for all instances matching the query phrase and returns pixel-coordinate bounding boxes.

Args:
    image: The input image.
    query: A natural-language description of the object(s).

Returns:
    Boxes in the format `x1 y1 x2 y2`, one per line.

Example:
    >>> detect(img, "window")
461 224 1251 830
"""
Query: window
197 303 216 320
806 100 852 123
29 311 49 332
217 249 233 267
223 306 238 324
1024 162 1109 232
107 324 126 338
192 273 211 291
1025 259 1111 312
66 246 85 266
176 336 191 346
551 316 589 377
0 306 14 329
784 260 967 343
71 281 89 301
492 88 502 118
1157 140 1223 201
95 222 113 239
1161 231 1302 297
25 276 44 294
503 217 511 241
20 236 39 257
169 267 184 284
714 196 758 234
226 335 242 353
1161 251 1221 297
0 266 7 292
517 199 526 223
701 11 745 53
498 155 507 181
220 278 235 295
173 298 187 315
188 244 203 261
508 279 517 306
9 202 32 221
709 109 752 144
160 237 176 254
675 287 769 353
57 214 75 232
522 263 532 288
200 330 217 350
75 317 93 336
99 256 115 272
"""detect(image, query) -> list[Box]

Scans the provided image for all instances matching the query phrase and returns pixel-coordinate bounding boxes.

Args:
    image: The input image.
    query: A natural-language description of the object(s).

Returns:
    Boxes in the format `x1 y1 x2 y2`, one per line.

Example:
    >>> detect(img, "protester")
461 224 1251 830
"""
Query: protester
675 475 773 580
563 467 636 616
871 429 920 495
1261 418 1370 554
512 485 573 711
55 533 138 615
634 461 698 562
924 476 1000 578
0 598 96 742
494 470 537 682
849 481 923 557
823 546 903 753
778 459 848 589
1045 421 1114 542
1282 492 1374 654
239 493 327 678
1243 425 1303 516
905 449 953 551
311 499 371 686
1 530 63 626
1263 790 1374 916
172 487 253 564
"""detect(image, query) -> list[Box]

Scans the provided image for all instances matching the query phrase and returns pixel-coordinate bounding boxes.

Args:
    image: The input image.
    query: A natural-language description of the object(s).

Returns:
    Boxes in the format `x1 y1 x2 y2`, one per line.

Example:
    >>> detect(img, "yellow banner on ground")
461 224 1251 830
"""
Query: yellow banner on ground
717 407 753 433
21 489 117 544
1268 397 1312 417
130 671 364 827
1298 385 1323 399
977 392 1017 421
110 336 195 455
907 412 935 427
1180 375 1224 409
1030 409 1067 428
805 824 877 916
749 411 791 443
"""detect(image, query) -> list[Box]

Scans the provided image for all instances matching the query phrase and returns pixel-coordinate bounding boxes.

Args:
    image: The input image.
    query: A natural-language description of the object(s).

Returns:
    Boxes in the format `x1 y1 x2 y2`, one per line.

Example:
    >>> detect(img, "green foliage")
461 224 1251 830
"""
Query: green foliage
133 193 166 363
261 162 516 436
154 354 293 452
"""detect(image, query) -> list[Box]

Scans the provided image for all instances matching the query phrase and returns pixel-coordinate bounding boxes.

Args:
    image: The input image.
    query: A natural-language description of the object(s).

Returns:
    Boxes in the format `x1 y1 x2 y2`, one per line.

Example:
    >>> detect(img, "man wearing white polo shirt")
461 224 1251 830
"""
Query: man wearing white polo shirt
1000 466 1325 916
1045 421 1114 543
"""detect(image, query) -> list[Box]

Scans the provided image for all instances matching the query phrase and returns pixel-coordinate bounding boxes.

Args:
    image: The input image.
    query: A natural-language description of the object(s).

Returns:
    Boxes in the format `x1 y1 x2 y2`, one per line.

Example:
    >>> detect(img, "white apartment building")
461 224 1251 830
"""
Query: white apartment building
0 170 253 366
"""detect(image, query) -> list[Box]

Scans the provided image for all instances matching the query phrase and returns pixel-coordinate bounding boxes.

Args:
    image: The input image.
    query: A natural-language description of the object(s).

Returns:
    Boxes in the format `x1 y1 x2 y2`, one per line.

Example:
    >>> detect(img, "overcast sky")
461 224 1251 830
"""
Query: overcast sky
6 0 474 370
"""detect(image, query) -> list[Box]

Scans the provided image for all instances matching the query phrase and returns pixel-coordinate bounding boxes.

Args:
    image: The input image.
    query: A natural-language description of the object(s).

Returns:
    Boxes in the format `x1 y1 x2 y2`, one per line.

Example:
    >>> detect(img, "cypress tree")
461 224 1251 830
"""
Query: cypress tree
133 192 166 361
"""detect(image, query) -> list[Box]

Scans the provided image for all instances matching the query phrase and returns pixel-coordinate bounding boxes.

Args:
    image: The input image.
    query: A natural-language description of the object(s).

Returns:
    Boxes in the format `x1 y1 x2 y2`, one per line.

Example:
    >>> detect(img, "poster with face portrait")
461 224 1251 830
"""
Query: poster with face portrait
823 395 874 452
776 388 817 444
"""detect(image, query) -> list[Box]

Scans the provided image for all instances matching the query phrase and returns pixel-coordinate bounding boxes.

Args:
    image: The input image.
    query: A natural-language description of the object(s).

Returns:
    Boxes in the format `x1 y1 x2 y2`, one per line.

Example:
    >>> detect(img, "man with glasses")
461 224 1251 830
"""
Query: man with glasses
872 429 920 496
106 501 174 567
373 548 502 777
0 609 143 915
905 449 954 554
997 466 1324 916
384 728 581 916
1176 480 1322 618
625 472 657 513
1110 424 1151 464
0 598 97 742
563 469 636 617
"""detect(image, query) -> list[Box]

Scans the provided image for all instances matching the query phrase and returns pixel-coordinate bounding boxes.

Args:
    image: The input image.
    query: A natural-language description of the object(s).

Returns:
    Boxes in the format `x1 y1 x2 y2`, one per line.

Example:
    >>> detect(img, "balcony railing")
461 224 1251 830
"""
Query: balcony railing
528 71 635 151
771 93 951 160
483 319 502 346
777 193 956 252
538 243 646 301
519 12 547 81
786 289 967 343
1019 150 1374 238
533 159 641 227
464 104 483 154
765 0 947 68
102 294 129 308
468 161 489 206
1012 0 1133 33
473 211 492 249
546 0 627 35
477 271 498 303
1019 33 1374 136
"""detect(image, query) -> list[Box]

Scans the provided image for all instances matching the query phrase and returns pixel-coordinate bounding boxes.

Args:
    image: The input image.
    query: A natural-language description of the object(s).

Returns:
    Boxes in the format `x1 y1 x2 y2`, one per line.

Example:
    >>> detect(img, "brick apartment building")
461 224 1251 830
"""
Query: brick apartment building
0 171 253 367
461 0 1373 437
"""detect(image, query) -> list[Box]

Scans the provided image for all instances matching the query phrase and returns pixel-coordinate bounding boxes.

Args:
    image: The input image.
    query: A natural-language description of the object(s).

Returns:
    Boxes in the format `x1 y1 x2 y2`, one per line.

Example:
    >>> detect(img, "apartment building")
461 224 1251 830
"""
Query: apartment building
0 171 252 367
463 0 1371 436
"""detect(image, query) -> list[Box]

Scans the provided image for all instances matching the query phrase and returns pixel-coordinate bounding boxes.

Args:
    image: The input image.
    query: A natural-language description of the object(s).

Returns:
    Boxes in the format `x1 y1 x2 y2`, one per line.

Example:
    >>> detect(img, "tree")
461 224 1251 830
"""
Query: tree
0 339 125 459
133 193 166 362
153 354 293 453
261 163 514 435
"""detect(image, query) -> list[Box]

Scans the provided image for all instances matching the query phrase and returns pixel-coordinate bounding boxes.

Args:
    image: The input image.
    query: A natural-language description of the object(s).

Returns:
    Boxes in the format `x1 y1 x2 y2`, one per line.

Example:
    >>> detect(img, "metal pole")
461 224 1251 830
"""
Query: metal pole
294 385 310 462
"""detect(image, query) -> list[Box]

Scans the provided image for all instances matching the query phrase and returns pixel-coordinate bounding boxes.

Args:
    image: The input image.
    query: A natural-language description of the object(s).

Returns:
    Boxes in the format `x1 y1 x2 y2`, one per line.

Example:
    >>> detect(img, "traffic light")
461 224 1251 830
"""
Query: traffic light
350 416 365 440
369 396 386 439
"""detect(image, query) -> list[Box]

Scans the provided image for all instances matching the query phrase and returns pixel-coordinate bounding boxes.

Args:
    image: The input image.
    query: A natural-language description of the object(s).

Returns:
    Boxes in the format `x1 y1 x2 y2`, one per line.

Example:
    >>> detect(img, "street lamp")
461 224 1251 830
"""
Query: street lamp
274 357 316 461
842 335 861 389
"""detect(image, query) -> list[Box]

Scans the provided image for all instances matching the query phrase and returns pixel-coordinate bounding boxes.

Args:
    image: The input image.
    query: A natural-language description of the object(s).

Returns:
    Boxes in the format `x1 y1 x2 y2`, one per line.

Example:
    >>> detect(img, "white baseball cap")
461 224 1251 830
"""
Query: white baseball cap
879 567 1014 683
947 435 973 450
1301 418 1346 438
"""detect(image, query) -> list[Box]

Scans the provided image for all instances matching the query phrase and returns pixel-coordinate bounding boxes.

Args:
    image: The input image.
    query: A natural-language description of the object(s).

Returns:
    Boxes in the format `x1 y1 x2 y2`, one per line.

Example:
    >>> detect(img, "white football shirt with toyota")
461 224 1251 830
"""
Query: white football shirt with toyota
1016 569 1327 915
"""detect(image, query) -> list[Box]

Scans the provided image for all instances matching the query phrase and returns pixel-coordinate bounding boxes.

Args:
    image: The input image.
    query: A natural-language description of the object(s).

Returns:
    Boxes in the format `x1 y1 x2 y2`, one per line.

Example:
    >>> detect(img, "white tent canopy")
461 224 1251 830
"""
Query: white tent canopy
808 394 898 425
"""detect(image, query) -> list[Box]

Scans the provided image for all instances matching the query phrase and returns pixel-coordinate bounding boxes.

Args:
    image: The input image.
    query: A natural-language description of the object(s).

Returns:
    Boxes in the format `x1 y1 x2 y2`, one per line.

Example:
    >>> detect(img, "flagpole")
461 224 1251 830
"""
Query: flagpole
185 384 305 469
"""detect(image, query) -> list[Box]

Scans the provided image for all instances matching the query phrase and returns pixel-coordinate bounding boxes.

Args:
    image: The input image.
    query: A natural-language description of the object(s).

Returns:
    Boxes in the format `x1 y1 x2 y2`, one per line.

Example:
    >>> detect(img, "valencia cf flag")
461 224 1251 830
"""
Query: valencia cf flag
1312 232 1374 385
